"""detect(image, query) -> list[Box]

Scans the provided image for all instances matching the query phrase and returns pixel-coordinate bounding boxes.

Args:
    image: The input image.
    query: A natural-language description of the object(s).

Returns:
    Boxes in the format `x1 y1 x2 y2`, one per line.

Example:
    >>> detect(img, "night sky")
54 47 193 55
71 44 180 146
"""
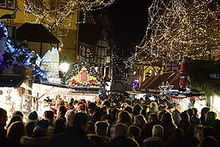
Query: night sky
106 0 151 50
79 0 151 57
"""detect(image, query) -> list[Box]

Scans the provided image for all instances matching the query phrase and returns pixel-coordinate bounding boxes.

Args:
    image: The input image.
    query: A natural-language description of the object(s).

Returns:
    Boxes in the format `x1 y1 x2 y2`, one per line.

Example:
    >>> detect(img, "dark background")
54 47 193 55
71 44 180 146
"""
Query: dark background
79 0 151 57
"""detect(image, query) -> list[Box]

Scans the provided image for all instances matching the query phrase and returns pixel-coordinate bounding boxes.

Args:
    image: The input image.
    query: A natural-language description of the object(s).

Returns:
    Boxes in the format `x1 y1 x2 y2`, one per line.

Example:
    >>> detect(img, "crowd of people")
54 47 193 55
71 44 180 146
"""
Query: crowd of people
0 96 219 147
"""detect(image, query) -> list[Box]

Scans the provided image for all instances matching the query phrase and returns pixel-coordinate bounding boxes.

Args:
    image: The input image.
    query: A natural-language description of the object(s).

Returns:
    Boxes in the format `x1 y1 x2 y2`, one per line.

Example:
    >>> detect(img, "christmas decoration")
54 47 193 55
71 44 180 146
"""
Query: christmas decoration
68 66 100 87
38 47 61 84
131 79 140 90
0 22 47 81
136 0 220 65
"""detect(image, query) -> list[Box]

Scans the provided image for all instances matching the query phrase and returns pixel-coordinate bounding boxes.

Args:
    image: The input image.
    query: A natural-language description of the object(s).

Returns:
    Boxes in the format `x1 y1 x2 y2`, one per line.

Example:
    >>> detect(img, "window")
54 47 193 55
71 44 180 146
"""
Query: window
7 0 15 8
0 0 16 9
0 0 6 7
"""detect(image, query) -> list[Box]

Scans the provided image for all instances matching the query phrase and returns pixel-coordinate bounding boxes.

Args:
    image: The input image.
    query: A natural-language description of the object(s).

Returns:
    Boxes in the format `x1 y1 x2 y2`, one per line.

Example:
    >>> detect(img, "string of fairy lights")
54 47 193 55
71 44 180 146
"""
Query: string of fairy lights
136 0 220 65
25 0 115 30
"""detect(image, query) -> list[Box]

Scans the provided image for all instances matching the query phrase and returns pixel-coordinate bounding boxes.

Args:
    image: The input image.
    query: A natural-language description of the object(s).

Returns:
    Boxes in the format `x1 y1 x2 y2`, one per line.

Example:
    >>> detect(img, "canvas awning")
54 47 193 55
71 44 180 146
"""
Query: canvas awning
0 74 25 87
16 23 60 44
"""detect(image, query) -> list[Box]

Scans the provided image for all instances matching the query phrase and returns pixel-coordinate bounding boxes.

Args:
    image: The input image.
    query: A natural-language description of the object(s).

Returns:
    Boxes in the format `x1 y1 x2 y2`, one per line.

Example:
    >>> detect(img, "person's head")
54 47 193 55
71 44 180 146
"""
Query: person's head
68 98 74 109
44 111 54 122
12 111 23 120
187 109 193 117
175 104 181 112
7 121 25 143
28 111 38 121
133 104 142 116
95 121 109 136
192 108 198 116
128 125 141 139
102 100 111 108
65 110 75 128
117 111 132 125
81 99 86 104
88 102 96 115
149 102 159 113
25 121 36 137
148 113 158 123
134 114 147 128
54 118 66 134
152 125 164 138
111 123 128 139
124 105 133 114
0 108 7 128
157 110 166 122
57 105 67 118
180 111 190 122
201 107 210 118
206 111 217 122
125 99 132 106
72 112 89 133
78 102 86 112
7 115 22 129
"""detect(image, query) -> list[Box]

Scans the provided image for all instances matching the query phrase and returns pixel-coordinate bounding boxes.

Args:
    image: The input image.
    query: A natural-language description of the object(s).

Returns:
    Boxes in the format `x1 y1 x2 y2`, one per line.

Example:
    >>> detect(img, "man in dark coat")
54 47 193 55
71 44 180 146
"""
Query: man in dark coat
49 112 94 147
0 108 8 147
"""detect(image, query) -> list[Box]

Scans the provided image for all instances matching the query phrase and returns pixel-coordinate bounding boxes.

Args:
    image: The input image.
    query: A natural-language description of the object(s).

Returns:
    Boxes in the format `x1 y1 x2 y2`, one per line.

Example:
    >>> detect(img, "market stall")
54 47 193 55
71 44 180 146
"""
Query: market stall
32 83 99 116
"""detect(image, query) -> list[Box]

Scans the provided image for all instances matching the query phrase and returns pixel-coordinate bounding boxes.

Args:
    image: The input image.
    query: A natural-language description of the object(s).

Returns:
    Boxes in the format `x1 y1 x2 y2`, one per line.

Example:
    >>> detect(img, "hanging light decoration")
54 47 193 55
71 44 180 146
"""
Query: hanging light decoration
136 0 220 65
25 0 115 30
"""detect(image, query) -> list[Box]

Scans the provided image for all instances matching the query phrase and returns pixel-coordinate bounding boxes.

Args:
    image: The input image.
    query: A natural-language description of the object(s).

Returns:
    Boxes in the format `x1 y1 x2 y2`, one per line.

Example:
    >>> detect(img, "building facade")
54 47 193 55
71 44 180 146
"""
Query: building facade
0 0 78 63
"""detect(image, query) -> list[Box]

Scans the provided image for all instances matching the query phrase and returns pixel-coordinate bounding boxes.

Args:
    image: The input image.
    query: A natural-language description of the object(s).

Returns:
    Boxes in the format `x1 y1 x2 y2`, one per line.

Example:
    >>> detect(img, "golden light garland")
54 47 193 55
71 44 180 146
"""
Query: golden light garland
136 0 220 65
25 0 115 30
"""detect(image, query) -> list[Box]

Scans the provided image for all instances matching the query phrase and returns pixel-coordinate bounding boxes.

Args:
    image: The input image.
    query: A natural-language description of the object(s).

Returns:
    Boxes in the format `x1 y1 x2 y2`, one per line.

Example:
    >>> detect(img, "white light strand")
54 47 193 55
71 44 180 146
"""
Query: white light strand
25 0 116 30
136 0 220 65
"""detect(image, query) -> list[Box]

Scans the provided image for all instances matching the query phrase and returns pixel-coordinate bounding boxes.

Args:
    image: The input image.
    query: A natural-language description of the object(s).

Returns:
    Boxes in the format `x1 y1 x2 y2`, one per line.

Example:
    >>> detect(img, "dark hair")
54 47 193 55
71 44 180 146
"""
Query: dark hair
0 108 7 118
78 102 86 111
37 120 49 129
44 111 54 121
206 111 217 122
117 111 132 126
201 107 210 116
124 105 133 114
95 121 109 136
192 108 198 116
133 104 142 116
28 111 38 121
73 112 89 129
7 121 25 144
58 106 67 118
7 115 22 129
103 100 111 108
161 112 176 128
0 108 7 127
187 109 193 117
13 111 23 119
148 113 158 123
88 102 96 112
128 125 141 138
180 111 190 122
